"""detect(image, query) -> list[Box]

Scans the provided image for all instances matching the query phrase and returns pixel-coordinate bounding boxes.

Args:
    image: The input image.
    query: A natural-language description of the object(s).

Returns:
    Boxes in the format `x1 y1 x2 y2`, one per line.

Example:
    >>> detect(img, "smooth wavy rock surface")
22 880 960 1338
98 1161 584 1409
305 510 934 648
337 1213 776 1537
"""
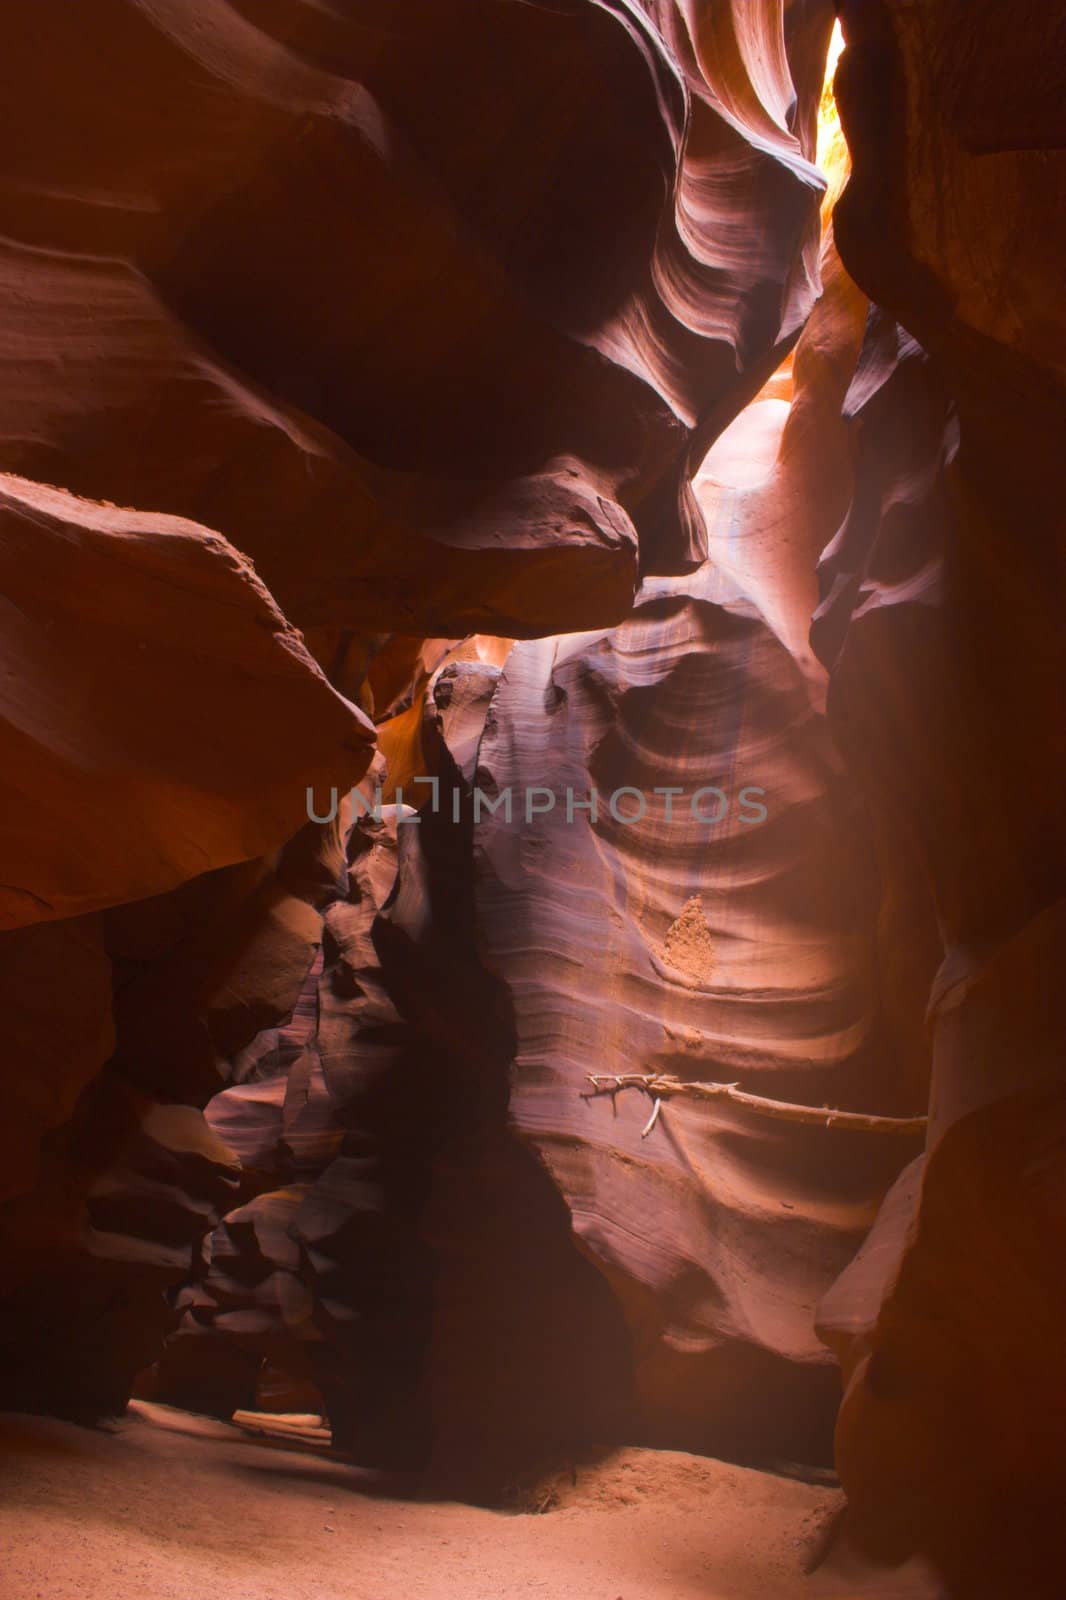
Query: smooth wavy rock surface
695 225 867 683
0 0 833 635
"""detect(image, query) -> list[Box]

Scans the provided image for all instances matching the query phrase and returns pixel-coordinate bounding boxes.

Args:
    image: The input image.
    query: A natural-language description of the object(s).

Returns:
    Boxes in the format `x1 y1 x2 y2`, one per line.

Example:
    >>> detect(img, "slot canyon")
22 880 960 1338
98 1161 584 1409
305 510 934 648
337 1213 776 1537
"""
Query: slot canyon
0 3 1063 1597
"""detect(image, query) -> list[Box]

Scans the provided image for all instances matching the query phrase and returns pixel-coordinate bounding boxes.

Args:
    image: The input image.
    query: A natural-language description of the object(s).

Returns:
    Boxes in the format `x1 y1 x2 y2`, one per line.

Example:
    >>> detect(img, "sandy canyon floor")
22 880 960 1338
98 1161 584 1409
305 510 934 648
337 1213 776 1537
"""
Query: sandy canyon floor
0 1403 940 1600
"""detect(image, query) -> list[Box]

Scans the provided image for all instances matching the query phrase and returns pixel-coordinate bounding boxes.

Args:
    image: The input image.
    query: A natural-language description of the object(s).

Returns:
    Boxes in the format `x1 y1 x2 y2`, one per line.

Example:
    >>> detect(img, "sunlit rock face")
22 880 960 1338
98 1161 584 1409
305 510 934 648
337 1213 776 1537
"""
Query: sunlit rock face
696 224 867 683
154 216 933 1477
143 210 926 1479
463 228 924 1466
470 576 923 1466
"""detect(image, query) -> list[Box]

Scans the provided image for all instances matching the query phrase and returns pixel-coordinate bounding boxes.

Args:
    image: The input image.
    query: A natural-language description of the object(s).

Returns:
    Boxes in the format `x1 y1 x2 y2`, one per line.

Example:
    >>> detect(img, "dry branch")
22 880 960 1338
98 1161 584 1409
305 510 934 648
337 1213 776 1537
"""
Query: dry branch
584 1073 927 1136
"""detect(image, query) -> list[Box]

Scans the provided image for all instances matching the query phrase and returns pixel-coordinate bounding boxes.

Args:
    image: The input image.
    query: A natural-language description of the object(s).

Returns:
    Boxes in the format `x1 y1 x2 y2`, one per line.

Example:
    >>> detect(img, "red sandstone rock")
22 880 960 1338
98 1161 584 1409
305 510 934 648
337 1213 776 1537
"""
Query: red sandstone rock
0 916 113 1203
696 225 867 684
809 5 1066 1578
0 475 375 931
0 823 353 1416
0 7 1062 1586
809 312 1066 1592
0 1075 241 1415
154 761 637 1484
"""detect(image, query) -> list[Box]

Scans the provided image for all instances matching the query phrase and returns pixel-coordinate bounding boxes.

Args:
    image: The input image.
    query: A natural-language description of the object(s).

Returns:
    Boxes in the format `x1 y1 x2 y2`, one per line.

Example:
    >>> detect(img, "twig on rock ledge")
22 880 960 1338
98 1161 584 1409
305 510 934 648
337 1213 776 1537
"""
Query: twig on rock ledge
640 1096 663 1139
583 1073 927 1136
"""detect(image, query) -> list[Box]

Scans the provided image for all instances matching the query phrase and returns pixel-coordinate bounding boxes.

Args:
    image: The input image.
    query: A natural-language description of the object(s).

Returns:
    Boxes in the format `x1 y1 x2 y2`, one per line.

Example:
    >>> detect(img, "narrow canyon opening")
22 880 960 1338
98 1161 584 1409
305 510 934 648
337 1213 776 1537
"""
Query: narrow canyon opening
1 6 1063 1600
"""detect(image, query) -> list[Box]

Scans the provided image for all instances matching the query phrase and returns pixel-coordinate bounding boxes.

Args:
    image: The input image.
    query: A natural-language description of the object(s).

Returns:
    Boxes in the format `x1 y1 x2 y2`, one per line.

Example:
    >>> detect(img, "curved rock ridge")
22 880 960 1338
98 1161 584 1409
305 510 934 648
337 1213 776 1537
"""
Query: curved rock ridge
469 557 923 1464
0 0 833 631
696 222 867 682
0 474 375 931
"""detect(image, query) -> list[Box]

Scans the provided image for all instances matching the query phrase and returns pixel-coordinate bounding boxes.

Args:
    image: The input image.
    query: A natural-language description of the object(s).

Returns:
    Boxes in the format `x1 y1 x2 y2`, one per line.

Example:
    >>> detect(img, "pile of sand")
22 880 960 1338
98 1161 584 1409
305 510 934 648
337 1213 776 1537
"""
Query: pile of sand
0 1403 939 1600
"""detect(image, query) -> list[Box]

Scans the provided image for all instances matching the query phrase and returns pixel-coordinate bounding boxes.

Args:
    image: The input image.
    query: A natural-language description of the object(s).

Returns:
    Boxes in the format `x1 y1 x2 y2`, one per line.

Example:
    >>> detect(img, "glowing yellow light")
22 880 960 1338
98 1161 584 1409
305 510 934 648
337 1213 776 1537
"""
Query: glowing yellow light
825 18 846 81
816 20 849 225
